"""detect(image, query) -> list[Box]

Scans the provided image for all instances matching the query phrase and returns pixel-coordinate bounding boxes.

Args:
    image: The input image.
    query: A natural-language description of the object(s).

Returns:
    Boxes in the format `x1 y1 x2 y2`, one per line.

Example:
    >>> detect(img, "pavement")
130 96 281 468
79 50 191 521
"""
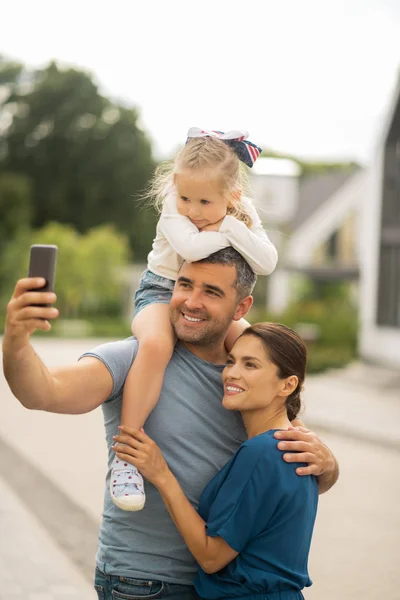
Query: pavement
302 360 400 451
0 337 399 599
0 477 94 599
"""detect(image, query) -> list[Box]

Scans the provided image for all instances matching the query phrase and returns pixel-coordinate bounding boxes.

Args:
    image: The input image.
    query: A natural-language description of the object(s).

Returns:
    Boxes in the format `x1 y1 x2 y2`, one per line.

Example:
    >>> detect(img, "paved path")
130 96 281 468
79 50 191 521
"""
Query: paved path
0 477 94 599
302 361 400 450
0 337 399 599
305 431 400 600
0 338 108 523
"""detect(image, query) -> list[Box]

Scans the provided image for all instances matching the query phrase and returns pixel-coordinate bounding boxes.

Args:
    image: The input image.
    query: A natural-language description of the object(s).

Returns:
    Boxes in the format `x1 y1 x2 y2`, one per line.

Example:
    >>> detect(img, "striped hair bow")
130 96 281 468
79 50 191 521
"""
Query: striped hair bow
186 127 262 168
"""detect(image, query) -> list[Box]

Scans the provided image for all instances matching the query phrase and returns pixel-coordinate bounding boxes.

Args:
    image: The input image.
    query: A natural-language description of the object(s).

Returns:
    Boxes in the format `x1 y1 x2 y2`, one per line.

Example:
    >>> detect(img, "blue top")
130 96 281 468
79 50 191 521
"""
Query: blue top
195 430 318 600
81 339 247 584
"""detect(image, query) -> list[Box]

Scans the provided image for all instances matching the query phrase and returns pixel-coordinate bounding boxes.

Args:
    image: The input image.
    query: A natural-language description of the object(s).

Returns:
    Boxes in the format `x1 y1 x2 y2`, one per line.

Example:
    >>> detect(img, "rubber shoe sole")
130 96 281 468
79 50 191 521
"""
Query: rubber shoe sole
110 480 146 511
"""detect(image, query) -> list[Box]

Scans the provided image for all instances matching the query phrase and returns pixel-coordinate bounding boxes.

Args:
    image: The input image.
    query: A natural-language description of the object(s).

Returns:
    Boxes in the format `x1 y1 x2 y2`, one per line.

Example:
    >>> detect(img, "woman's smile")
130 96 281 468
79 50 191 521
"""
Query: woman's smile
224 383 245 395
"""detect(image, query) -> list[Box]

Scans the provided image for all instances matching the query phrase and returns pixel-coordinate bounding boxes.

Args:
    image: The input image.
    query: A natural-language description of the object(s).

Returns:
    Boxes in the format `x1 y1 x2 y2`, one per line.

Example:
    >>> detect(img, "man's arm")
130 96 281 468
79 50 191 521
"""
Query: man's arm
2 278 113 414
274 426 339 495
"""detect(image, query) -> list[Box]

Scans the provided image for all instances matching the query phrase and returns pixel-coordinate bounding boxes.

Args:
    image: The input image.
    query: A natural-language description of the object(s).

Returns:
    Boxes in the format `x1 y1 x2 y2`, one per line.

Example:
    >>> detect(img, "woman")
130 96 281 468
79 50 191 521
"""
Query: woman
112 323 318 600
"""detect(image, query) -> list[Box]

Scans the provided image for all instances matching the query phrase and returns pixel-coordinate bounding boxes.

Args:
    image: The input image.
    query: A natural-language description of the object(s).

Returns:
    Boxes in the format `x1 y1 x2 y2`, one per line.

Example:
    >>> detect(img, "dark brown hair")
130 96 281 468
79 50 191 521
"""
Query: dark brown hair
240 322 307 421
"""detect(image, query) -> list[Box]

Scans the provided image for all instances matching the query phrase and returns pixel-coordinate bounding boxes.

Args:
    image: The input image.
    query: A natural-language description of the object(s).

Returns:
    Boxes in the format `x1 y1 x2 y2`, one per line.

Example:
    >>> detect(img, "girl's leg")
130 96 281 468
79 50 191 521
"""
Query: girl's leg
122 303 175 428
224 318 250 353
111 303 175 512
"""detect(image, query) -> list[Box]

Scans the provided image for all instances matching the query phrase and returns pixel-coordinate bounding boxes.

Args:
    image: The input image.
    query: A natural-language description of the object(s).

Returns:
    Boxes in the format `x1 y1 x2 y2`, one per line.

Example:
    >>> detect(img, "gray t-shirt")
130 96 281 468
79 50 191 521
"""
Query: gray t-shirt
82 337 246 585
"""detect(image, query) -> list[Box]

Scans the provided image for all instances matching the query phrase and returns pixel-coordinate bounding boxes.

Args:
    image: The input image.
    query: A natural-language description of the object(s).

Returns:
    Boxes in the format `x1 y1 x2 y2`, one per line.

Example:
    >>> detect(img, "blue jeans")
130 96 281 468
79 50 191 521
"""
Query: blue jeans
94 567 199 600
134 269 174 316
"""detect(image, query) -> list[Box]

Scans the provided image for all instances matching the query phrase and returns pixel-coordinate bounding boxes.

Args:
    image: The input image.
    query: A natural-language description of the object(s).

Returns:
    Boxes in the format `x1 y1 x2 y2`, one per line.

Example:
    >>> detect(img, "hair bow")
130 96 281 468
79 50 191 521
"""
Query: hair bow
186 127 262 168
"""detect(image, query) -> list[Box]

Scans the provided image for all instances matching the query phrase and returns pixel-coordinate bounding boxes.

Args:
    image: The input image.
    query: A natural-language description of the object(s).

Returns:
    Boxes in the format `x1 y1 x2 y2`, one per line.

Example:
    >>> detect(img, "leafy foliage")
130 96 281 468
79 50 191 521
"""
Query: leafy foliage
252 282 358 373
0 222 130 318
0 172 32 251
0 57 156 261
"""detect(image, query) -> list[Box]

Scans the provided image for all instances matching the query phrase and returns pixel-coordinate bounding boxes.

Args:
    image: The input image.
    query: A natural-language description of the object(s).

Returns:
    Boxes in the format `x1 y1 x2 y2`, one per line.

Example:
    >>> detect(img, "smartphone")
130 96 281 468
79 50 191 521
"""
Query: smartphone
28 244 58 306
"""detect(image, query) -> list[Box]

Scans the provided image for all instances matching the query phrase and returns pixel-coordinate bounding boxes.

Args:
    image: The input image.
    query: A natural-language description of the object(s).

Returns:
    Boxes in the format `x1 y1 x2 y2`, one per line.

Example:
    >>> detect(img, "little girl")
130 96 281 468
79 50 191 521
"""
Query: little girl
111 128 278 510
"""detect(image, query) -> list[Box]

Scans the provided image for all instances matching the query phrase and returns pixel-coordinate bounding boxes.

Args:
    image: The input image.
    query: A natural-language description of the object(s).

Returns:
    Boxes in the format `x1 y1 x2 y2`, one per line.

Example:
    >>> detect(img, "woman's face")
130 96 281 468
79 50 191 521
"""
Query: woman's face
222 334 287 414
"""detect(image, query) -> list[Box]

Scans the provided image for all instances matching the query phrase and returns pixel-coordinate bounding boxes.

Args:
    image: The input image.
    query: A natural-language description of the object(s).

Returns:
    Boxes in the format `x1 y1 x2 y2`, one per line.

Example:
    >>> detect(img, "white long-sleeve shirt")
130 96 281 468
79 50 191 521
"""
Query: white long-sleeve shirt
147 192 278 280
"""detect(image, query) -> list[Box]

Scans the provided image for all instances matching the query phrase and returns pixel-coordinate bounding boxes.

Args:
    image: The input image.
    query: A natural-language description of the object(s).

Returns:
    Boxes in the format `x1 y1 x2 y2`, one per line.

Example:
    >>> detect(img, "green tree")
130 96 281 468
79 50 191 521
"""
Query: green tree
29 222 130 317
0 222 130 318
0 230 29 307
0 172 33 300
0 56 23 163
0 59 156 260
30 223 83 317
0 172 32 251
78 224 131 315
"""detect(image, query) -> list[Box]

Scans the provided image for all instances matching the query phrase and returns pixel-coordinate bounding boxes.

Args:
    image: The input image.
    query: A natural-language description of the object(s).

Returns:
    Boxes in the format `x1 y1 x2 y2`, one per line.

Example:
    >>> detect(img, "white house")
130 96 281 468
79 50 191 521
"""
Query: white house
359 75 400 368
271 168 366 312
251 157 301 227
251 161 365 313
250 157 301 308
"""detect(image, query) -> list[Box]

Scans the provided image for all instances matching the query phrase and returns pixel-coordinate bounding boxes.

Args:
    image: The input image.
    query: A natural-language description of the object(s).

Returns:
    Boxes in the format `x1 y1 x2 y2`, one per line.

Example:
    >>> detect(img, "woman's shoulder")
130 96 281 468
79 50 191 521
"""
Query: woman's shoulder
236 430 280 467
242 430 280 450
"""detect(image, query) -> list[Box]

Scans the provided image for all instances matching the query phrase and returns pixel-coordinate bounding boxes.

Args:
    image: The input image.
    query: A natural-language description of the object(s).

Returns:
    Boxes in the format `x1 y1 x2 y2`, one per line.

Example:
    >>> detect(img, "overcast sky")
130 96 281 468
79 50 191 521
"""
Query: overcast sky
2 0 400 164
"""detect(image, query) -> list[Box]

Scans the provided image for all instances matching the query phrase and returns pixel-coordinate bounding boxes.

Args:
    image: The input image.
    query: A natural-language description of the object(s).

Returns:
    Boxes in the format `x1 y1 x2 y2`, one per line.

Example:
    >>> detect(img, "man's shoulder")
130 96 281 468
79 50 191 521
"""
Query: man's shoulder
80 336 138 362
79 337 139 401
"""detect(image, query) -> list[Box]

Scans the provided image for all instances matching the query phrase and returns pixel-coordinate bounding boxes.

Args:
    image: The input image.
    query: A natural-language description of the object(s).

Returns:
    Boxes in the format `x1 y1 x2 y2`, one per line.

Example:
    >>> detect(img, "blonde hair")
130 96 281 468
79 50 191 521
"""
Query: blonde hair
143 136 253 226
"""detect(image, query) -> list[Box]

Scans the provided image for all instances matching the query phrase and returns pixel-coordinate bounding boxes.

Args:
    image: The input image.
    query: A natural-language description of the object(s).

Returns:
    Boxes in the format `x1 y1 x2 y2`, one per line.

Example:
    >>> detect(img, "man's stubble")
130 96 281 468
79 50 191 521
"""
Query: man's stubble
169 305 236 348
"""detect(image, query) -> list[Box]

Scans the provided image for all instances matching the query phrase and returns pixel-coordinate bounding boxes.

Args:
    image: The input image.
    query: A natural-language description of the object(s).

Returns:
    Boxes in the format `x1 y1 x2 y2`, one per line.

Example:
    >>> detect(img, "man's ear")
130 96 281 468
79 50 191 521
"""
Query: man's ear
233 295 253 321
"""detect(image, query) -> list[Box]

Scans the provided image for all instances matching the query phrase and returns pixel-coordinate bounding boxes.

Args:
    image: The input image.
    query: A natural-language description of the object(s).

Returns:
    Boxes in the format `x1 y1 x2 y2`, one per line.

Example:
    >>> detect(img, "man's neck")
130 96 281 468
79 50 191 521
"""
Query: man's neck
180 341 228 365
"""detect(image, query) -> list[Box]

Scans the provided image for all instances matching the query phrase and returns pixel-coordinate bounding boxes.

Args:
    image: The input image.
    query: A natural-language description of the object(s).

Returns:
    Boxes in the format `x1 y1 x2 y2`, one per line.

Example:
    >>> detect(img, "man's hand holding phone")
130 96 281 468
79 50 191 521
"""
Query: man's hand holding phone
3 244 59 355
4 278 59 353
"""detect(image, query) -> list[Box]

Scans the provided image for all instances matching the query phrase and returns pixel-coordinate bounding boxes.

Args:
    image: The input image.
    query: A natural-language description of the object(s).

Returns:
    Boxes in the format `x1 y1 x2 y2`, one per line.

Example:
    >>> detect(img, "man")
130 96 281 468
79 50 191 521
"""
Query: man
3 248 338 600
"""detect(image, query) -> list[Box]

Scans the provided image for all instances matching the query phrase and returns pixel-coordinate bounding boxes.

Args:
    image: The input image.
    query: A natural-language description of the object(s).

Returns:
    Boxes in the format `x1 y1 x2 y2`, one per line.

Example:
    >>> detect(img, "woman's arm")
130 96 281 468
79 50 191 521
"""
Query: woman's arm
113 427 238 573
156 471 238 573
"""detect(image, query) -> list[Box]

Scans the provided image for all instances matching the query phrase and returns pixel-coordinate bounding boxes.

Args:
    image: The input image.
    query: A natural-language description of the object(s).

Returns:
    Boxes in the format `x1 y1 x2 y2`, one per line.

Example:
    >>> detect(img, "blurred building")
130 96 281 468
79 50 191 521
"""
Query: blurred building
251 159 364 312
359 75 400 368
251 157 301 225
251 75 400 368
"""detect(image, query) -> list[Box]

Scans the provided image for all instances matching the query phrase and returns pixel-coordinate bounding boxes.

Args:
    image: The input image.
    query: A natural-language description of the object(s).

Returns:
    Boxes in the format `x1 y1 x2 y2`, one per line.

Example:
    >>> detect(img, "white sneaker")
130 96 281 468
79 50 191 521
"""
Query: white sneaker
110 453 145 511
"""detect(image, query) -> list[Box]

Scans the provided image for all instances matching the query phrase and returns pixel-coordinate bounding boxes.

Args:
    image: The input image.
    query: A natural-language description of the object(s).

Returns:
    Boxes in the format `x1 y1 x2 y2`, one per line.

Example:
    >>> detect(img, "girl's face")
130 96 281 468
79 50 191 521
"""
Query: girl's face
175 168 233 229
222 335 295 415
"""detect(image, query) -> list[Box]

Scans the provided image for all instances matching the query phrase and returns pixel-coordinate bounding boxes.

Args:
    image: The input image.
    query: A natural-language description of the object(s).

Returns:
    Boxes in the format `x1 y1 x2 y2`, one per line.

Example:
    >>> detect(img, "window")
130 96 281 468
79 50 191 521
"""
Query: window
377 126 400 327
327 230 339 261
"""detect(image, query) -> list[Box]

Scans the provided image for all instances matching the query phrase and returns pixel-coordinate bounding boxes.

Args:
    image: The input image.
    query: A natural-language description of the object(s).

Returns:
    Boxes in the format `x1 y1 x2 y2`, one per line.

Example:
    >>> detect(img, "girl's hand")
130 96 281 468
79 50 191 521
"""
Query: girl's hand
112 426 170 488
199 217 225 232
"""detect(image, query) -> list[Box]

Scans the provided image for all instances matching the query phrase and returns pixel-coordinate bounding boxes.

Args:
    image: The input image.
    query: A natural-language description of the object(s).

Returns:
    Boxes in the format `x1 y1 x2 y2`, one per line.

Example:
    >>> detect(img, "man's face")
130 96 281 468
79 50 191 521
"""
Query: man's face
170 261 244 346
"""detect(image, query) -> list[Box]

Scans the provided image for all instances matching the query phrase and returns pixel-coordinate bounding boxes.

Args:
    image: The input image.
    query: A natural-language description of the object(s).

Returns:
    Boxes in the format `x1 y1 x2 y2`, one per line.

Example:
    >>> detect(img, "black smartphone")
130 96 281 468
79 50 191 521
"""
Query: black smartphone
28 244 58 306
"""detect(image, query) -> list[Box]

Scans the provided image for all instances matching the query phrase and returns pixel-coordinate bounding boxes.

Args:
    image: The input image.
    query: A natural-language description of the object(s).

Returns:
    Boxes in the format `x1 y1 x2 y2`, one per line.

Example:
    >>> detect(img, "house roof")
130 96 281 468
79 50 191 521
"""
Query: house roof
378 72 400 147
252 157 301 177
291 169 358 230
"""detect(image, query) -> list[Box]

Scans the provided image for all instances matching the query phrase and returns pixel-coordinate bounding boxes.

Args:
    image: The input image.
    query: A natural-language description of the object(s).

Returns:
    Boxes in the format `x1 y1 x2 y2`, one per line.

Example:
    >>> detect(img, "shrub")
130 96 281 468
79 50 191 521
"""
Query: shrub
251 296 358 373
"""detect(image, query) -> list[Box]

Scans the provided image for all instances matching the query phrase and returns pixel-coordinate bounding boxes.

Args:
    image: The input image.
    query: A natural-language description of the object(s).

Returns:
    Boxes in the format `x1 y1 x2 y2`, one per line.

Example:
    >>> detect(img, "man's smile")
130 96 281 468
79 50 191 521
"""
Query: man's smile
181 311 207 323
